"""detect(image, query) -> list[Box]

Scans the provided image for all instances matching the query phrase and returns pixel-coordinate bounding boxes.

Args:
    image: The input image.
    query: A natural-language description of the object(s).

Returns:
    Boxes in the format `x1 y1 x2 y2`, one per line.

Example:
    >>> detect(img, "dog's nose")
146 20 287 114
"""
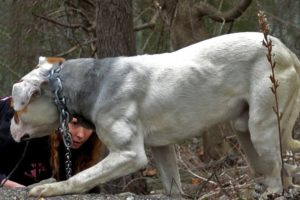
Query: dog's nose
20 134 30 142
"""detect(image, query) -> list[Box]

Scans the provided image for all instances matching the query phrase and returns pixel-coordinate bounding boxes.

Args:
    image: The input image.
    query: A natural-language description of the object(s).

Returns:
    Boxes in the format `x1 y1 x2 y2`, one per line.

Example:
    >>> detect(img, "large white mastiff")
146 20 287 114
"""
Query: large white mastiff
10 32 300 197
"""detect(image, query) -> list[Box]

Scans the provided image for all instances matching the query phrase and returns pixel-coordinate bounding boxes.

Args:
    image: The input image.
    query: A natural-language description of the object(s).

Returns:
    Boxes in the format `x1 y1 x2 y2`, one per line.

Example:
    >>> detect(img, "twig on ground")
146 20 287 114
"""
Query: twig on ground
213 172 231 198
177 148 217 186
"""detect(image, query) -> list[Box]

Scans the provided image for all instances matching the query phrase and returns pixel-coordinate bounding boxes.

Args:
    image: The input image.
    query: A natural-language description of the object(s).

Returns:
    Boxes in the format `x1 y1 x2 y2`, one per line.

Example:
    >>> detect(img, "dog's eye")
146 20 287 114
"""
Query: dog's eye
14 112 19 124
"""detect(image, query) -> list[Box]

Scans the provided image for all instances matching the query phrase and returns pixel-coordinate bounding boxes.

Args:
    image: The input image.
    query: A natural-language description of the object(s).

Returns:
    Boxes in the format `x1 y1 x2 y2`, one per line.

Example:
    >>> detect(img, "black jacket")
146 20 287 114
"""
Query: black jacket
0 97 51 185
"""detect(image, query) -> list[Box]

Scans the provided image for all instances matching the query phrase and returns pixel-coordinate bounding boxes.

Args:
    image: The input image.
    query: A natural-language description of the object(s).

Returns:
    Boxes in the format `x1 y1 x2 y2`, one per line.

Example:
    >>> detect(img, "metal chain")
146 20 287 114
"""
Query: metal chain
48 64 73 179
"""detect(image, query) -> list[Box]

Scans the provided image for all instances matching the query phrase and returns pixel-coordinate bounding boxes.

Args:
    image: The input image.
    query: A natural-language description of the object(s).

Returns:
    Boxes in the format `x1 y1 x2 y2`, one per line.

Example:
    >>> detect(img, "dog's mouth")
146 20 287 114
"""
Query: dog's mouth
20 134 30 142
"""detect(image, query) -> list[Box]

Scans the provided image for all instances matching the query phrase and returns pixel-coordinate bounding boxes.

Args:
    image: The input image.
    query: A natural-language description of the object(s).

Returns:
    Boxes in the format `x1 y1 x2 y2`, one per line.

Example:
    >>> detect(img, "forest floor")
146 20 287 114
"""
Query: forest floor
2 120 300 200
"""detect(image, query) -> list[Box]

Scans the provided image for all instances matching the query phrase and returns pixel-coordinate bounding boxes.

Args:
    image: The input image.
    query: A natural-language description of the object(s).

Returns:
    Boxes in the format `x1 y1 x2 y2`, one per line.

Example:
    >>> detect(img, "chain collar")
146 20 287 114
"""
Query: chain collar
48 63 73 179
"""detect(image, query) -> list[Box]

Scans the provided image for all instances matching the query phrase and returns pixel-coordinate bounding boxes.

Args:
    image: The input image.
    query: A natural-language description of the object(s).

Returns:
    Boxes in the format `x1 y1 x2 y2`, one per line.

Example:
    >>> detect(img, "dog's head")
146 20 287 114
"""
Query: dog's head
10 56 65 142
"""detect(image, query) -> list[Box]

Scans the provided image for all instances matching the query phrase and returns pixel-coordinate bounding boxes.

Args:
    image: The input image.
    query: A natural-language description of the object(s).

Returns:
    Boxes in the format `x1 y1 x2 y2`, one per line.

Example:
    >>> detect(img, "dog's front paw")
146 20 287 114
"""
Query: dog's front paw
29 182 65 197
27 177 57 189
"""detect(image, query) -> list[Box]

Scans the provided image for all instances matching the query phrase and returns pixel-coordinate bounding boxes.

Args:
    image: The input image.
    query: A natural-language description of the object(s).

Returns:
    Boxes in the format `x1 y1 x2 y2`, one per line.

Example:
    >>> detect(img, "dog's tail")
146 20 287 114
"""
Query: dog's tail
290 50 300 75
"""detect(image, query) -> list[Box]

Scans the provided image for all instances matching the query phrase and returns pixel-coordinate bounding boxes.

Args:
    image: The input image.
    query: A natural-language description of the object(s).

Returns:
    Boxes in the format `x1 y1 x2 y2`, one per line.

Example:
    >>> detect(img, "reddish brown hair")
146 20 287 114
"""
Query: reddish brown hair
49 131 105 180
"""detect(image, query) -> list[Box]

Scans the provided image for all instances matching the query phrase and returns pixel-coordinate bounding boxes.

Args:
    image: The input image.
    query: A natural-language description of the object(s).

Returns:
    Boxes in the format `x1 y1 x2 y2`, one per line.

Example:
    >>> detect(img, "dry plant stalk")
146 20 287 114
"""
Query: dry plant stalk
257 10 284 193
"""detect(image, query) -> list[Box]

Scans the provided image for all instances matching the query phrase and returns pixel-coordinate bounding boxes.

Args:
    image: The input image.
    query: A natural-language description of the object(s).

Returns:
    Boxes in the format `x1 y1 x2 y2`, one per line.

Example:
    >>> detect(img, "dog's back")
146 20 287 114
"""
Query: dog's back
111 32 298 146
56 32 300 148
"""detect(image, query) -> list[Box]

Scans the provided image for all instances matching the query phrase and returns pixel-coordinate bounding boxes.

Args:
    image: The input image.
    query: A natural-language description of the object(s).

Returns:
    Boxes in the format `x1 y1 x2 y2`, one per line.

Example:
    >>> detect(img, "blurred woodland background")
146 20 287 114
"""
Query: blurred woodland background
0 0 300 199
0 0 299 95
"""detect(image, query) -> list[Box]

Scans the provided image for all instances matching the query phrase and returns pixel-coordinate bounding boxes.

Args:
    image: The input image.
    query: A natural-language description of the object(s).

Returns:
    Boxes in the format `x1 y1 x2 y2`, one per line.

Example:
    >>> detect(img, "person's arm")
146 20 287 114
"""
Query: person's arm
0 174 25 188
1 179 26 188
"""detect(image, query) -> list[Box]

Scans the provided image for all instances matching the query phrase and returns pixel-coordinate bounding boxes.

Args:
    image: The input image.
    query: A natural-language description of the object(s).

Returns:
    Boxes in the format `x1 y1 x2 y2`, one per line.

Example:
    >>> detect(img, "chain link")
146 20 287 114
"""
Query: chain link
48 64 73 179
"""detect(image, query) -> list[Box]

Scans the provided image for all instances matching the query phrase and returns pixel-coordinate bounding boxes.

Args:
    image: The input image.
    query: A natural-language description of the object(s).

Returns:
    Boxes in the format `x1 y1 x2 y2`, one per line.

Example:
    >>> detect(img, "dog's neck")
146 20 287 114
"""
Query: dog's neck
46 66 95 130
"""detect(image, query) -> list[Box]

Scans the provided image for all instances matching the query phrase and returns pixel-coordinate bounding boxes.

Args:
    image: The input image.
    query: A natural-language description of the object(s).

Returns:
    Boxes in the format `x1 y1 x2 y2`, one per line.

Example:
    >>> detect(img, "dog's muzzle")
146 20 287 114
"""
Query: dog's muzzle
20 134 30 142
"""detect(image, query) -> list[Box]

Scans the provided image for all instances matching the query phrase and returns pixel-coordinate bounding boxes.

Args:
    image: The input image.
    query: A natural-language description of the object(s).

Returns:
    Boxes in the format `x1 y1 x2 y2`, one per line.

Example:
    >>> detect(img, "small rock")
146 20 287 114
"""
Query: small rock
126 196 135 200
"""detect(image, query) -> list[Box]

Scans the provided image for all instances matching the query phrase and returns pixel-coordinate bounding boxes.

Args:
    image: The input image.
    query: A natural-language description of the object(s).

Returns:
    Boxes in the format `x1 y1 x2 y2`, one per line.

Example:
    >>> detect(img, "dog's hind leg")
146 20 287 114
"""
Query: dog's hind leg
151 144 183 196
232 91 282 193
246 95 285 194
233 111 268 178
248 120 283 194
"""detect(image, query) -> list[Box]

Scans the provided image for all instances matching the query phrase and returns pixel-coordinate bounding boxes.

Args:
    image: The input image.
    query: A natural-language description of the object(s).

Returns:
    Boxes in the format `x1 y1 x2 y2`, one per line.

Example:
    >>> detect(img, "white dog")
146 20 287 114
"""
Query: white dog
10 32 300 197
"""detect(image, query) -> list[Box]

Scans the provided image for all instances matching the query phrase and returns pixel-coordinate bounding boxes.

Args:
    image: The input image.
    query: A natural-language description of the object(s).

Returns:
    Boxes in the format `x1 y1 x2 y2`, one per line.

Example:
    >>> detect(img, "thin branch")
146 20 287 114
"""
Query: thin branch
264 11 300 31
177 147 217 186
56 39 96 57
46 8 66 18
121 176 154 192
82 0 95 8
134 7 152 23
142 31 154 52
32 12 88 32
213 172 232 198
198 183 254 200
0 60 21 78
195 0 252 22
134 8 160 31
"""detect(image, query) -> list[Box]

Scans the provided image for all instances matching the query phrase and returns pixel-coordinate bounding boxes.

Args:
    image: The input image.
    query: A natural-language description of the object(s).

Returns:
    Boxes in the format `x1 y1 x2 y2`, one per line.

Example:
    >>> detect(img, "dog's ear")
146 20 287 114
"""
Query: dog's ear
12 81 41 111
12 56 65 111
38 56 47 66
37 56 65 69
11 57 46 111
46 57 65 65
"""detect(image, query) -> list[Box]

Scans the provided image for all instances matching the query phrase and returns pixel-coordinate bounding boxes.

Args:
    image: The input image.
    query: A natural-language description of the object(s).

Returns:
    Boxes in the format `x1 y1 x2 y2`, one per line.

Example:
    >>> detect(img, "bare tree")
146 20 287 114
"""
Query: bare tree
96 0 136 58
94 0 148 194
156 0 252 49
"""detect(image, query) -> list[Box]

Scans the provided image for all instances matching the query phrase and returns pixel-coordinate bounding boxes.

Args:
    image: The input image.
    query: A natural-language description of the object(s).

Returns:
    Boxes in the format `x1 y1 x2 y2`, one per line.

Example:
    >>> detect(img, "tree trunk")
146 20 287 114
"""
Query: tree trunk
95 0 147 194
96 0 135 58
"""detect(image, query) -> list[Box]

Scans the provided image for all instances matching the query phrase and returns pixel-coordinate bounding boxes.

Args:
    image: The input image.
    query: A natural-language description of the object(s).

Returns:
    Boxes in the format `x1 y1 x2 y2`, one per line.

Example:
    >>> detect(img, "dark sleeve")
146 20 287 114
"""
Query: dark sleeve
0 173 6 183
0 97 26 182
0 97 13 121
0 98 8 117
0 97 18 157
0 98 13 163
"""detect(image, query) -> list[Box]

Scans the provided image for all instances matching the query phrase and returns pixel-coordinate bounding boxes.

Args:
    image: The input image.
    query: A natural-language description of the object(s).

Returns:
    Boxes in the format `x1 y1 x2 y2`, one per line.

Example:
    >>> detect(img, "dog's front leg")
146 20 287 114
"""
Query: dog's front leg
29 115 148 197
29 149 147 197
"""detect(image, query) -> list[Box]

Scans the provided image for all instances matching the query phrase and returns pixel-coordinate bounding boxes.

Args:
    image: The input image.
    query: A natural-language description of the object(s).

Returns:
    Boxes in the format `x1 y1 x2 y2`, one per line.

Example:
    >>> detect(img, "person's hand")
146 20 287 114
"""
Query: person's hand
1 179 26 188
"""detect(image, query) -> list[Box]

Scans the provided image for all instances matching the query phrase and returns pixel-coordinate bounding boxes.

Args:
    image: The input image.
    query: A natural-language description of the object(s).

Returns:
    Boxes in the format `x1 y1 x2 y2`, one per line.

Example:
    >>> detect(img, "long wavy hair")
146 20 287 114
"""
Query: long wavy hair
49 130 105 180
